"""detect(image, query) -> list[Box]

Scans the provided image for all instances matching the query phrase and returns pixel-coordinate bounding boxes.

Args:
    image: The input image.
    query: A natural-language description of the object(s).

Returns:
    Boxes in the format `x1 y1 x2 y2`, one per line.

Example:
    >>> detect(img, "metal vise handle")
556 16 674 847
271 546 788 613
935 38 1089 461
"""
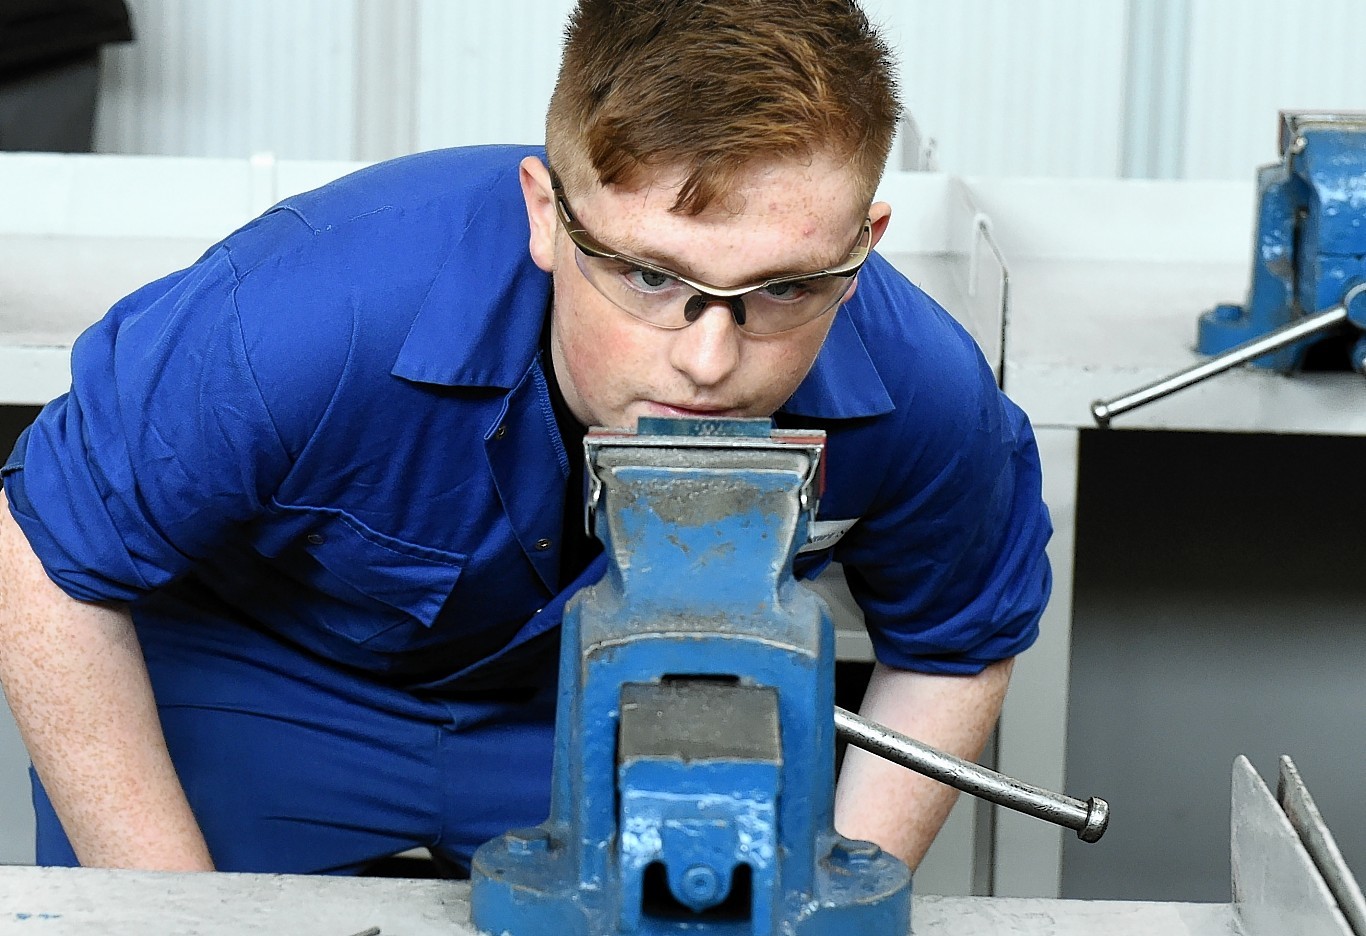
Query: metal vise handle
1090 282 1366 427
835 706 1109 843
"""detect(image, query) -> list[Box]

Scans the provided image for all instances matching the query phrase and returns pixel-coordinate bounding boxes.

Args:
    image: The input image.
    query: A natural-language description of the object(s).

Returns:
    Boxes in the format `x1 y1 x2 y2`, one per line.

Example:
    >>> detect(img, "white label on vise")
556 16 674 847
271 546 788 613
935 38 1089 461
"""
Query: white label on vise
799 518 859 554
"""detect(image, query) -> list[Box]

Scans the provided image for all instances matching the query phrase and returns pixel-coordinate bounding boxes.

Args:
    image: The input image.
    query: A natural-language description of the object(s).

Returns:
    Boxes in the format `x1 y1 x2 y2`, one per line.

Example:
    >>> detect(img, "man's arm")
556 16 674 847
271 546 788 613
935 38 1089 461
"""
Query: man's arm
0 491 214 870
833 657 1013 870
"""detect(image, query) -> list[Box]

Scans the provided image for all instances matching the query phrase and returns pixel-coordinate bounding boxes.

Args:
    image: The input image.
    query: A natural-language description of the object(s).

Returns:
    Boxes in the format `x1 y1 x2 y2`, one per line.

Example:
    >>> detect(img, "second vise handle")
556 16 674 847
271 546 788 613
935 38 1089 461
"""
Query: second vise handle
835 706 1109 843
1091 282 1366 427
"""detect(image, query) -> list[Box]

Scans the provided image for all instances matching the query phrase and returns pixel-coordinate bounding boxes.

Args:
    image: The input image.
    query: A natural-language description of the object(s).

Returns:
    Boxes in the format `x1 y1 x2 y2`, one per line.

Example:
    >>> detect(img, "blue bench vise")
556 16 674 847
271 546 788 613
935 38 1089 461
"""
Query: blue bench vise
470 416 910 935
1198 111 1366 371
468 416 1109 933
1092 111 1366 425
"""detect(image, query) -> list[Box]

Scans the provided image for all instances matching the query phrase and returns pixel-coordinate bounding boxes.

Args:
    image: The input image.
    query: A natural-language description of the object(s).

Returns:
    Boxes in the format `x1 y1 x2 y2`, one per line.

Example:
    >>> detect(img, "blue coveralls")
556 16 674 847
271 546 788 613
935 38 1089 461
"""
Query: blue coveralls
2 145 1053 874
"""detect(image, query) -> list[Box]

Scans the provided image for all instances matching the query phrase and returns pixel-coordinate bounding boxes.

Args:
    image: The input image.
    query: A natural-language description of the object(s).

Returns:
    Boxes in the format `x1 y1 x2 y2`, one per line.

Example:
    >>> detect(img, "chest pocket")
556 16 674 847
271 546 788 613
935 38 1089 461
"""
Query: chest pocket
257 503 466 646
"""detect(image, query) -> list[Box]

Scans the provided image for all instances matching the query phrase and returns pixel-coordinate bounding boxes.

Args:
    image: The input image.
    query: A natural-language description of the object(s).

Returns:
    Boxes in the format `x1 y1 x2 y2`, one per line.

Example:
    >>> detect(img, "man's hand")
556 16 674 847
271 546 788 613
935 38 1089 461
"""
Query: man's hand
833 658 1013 870
0 491 214 870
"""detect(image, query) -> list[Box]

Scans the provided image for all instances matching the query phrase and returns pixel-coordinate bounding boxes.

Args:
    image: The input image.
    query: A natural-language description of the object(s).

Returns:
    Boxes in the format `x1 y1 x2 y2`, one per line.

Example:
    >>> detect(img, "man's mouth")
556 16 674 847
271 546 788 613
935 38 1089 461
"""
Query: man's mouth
644 401 741 418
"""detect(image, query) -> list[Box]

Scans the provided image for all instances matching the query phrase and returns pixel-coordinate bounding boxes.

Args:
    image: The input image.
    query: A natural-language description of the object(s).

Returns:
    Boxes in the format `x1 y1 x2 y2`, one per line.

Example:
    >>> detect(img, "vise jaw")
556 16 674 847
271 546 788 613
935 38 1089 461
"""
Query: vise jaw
470 417 910 936
1199 110 1366 372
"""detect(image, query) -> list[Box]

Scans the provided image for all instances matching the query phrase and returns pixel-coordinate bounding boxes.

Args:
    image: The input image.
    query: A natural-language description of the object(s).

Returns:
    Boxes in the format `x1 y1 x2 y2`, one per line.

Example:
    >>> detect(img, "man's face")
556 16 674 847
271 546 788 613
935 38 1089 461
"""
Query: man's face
520 154 891 429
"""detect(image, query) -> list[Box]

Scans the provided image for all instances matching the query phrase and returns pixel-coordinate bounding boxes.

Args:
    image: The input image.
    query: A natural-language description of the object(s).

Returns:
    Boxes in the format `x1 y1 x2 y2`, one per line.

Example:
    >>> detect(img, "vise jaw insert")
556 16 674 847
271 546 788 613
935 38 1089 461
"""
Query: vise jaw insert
470 416 910 936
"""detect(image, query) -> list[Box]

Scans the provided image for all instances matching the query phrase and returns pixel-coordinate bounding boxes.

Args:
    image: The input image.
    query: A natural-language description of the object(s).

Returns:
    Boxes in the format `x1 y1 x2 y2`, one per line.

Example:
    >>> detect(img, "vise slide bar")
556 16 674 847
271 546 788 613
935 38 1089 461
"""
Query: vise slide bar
835 706 1109 842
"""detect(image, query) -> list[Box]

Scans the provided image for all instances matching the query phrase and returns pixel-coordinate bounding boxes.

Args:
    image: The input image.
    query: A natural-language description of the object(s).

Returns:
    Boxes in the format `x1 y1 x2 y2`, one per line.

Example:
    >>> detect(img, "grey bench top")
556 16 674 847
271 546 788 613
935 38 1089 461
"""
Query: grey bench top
0 866 1242 936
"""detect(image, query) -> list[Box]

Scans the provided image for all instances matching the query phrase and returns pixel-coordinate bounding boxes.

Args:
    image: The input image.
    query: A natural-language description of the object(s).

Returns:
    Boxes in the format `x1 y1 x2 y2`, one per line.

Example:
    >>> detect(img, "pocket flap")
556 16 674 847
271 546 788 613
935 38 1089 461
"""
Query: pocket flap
258 502 465 629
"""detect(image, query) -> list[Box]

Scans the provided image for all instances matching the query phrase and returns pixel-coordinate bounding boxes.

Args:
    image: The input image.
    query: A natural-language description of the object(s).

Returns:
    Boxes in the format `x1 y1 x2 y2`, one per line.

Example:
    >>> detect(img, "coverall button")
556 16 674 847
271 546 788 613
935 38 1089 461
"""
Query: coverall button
493 425 507 440
306 533 325 545
534 537 552 551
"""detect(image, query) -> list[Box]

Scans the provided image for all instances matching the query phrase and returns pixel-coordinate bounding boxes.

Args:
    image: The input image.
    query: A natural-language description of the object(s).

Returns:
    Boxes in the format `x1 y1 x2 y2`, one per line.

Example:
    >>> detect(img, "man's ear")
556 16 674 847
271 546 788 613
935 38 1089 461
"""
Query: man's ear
520 156 558 273
868 201 892 250
839 202 893 307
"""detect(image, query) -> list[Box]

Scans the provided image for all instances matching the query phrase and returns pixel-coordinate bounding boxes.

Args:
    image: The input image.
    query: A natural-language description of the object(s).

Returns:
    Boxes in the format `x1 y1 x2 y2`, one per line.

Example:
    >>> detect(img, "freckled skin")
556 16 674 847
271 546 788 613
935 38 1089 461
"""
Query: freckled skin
0 492 214 870
518 155 893 430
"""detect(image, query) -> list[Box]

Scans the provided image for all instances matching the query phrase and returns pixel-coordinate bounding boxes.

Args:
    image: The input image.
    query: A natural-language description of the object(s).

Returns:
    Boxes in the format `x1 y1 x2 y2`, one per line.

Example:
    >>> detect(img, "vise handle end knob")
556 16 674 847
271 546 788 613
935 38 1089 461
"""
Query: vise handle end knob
1090 401 1113 429
1077 796 1110 843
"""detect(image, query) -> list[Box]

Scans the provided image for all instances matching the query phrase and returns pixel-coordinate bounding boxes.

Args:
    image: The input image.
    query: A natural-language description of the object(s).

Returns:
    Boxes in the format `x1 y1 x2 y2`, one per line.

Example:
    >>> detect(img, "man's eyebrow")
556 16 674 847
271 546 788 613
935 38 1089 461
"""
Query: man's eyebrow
608 231 855 285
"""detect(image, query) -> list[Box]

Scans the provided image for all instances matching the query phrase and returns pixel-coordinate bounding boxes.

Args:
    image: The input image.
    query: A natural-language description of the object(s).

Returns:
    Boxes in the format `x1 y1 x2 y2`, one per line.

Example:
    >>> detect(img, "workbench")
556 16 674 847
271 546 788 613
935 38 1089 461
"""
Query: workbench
968 176 1366 901
1 757 1358 935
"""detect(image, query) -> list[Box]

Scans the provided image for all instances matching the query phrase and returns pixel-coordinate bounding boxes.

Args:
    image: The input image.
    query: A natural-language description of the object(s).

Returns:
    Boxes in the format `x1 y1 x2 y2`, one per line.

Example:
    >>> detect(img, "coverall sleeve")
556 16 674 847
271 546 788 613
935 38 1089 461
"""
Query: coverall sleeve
2 246 294 603
835 299 1053 676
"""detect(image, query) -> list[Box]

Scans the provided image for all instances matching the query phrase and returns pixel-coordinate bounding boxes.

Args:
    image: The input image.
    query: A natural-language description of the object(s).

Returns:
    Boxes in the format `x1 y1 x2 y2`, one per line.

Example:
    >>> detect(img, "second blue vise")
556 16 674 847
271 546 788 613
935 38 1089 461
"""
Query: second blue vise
1199 111 1366 371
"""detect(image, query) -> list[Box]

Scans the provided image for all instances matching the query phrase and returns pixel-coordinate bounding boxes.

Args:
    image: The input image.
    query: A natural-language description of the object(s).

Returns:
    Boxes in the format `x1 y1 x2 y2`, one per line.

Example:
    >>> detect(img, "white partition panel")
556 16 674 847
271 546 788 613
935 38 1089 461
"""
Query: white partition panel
862 0 1128 178
88 0 1137 179
415 0 576 151
95 0 360 159
83 1 1366 181
1183 0 1366 179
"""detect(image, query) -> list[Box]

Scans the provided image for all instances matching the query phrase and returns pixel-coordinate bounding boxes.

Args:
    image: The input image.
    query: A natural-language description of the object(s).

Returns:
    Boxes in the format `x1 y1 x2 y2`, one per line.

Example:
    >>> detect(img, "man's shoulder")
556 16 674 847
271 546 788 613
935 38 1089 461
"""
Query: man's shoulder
787 251 998 430
861 255 1005 426
193 145 546 451
273 144 542 237
218 144 542 279
806 251 1022 488
214 144 543 359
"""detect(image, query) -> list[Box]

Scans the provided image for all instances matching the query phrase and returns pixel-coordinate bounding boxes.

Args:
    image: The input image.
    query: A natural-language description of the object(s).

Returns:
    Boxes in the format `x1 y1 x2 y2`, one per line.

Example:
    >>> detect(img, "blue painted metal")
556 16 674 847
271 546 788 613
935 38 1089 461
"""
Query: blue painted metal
470 418 910 935
1198 112 1366 370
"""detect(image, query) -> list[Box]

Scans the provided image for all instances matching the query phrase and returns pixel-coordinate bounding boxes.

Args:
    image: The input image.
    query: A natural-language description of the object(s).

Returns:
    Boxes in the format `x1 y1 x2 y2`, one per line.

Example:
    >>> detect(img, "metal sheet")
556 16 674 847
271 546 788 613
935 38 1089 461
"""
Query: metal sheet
1278 757 1366 935
1232 755 1352 936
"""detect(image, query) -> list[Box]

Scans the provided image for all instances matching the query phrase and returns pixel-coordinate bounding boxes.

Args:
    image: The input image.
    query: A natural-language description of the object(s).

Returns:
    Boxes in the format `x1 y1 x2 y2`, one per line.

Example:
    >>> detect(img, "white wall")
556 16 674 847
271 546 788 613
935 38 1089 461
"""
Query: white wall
96 0 360 159
415 0 576 152
92 0 1366 180
862 0 1128 177
1182 0 1366 179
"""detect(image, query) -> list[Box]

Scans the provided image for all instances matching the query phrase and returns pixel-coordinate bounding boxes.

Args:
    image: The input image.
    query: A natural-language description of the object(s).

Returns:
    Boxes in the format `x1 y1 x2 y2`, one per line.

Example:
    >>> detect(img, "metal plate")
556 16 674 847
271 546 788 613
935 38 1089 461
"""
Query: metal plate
1232 755 1352 936
1278 757 1366 935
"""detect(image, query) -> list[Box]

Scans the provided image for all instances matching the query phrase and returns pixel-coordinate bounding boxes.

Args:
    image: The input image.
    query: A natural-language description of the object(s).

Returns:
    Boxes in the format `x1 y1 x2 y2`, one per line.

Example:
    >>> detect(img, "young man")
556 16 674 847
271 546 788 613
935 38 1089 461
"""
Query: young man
0 0 1051 876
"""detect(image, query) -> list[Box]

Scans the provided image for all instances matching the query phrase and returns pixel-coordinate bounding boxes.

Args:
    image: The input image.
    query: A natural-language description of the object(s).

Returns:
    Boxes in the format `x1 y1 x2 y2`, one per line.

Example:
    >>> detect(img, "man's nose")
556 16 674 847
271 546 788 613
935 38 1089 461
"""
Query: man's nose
669 300 742 388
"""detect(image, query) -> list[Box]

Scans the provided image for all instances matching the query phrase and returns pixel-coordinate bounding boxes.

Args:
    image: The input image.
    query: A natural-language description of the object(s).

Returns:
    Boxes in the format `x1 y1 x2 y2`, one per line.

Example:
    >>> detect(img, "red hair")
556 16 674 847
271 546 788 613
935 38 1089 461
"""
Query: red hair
546 0 901 214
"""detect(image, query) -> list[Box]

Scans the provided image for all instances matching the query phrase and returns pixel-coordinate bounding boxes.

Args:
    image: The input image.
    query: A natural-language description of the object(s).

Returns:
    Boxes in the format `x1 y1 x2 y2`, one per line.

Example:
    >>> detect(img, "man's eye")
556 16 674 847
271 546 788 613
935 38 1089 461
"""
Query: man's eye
624 267 679 293
761 279 816 301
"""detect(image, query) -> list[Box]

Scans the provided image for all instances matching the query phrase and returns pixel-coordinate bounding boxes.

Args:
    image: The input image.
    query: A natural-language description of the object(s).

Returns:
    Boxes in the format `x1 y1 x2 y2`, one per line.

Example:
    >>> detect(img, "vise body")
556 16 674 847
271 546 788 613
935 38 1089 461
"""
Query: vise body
469 417 910 935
